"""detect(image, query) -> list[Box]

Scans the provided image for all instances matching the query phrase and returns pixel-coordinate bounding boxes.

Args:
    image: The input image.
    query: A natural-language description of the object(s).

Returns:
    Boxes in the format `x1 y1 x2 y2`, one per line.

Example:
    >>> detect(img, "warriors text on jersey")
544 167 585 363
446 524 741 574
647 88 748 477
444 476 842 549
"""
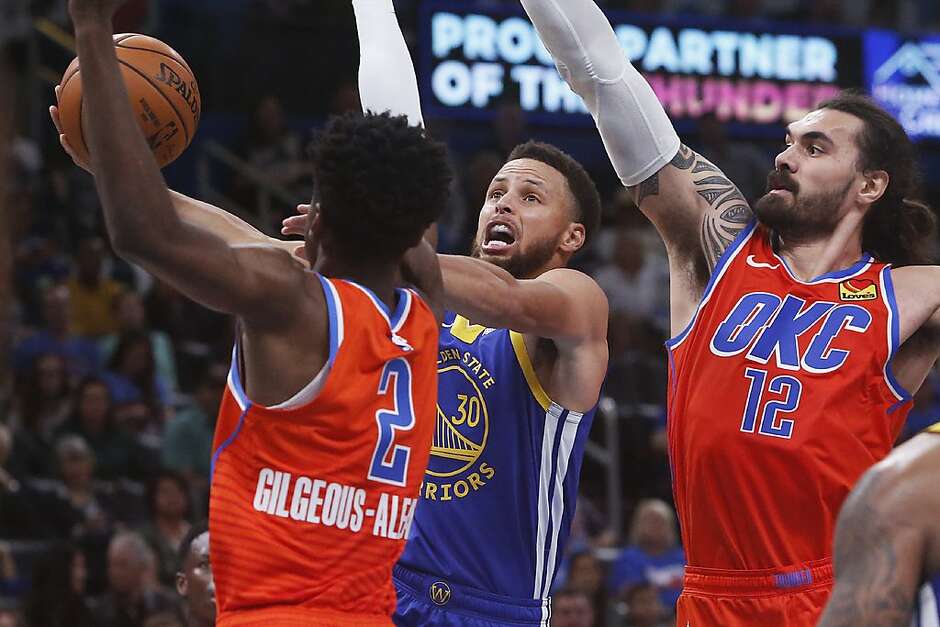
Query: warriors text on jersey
397 313 596 617
668 222 911 572
209 275 438 626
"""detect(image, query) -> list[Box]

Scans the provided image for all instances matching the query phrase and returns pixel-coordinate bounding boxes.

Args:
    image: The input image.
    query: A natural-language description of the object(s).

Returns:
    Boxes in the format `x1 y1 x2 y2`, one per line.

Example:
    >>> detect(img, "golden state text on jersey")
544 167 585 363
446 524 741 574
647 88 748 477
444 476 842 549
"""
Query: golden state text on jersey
398 313 597 607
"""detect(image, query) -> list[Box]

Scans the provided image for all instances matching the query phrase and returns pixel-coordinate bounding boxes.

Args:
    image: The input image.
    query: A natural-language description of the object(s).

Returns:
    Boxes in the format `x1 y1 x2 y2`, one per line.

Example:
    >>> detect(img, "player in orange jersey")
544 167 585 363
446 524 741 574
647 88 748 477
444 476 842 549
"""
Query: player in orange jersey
63 1 451 624
517 0 940 624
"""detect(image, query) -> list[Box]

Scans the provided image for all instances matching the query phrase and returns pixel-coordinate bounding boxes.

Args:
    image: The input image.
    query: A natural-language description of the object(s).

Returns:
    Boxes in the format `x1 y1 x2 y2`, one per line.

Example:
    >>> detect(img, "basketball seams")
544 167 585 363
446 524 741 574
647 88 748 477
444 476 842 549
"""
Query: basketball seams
116 58 191 145
114 41 196 78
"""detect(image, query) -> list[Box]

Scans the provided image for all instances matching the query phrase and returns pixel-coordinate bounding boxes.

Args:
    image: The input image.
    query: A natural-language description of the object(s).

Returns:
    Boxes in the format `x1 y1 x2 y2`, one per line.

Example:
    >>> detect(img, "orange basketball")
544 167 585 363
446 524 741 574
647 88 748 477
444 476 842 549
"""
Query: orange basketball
57 33 201 168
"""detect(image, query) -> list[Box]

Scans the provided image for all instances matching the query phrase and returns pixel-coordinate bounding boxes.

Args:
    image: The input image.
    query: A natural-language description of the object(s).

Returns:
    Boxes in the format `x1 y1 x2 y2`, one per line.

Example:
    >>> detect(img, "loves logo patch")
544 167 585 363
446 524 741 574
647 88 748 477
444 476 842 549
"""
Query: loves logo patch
839 279 878 301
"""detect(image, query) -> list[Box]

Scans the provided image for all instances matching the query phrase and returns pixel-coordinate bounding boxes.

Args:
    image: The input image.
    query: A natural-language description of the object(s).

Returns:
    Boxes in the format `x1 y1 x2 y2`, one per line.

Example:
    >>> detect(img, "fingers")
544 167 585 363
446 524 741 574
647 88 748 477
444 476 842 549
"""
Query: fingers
49 105 63 134
280 215 307 235
297 204 310 215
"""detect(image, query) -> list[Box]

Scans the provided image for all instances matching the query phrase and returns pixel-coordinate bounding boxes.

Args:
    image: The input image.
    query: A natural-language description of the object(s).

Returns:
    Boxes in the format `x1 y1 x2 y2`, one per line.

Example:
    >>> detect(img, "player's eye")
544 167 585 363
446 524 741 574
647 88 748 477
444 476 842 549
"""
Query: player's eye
808 145 823 156
489 190 504 200
524 194 539 203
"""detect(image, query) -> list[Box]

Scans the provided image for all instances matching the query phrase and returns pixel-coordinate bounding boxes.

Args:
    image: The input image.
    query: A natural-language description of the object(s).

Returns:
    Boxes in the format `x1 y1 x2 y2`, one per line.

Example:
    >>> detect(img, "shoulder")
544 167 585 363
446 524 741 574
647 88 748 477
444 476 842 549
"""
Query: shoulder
536 268 608 312
847 432 940 527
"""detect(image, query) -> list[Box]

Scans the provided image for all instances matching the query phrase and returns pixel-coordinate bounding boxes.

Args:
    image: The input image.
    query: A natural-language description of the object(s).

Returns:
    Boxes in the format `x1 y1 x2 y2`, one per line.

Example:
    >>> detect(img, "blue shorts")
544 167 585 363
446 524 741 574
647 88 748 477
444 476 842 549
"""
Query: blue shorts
392 565 550 626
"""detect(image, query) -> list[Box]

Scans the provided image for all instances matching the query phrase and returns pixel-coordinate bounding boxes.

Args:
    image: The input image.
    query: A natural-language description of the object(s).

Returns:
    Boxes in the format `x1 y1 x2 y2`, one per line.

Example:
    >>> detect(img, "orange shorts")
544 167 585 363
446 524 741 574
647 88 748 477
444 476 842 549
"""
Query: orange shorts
676 558 833 627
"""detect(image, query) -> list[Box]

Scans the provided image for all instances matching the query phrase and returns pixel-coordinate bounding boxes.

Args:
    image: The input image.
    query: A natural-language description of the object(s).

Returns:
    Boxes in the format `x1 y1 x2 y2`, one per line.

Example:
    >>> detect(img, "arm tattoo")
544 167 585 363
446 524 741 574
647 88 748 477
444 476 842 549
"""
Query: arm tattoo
693 152 753 271
817 473 920 627
636 173 659 205
670 144 695 170
632 144 753 271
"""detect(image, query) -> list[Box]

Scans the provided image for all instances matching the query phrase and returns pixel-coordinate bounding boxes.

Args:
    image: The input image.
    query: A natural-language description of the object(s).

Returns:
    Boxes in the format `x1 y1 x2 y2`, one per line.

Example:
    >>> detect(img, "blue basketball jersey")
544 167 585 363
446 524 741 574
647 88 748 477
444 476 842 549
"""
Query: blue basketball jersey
912 574 940 627
399 313 596 602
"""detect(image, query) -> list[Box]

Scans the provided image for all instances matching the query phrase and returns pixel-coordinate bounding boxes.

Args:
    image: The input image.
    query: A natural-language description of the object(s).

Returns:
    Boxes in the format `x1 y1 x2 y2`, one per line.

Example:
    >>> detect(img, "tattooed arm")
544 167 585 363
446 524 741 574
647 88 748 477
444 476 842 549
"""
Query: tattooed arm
818 431 940 627
516 0 752 318
632 145 753 277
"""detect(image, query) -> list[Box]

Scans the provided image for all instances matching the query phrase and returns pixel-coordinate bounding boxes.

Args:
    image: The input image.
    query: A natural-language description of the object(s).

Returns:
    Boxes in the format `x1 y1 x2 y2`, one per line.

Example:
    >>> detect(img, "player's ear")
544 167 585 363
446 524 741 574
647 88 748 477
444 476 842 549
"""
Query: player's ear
176 571 188 596
559 222 586 255
860 170 889 206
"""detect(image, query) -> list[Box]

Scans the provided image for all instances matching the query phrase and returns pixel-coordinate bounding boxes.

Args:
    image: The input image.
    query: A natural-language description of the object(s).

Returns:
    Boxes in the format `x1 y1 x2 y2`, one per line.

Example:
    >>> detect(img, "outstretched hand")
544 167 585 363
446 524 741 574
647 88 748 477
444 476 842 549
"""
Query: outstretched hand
281 203 312 238
68 0 127 26
282 203 319 263
49 85 92 173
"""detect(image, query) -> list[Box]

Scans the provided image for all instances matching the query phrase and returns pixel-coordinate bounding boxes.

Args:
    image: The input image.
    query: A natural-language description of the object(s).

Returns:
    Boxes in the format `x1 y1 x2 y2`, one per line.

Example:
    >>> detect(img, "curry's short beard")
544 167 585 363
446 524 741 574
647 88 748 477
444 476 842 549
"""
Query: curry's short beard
470 236 559 279
754 179 854 241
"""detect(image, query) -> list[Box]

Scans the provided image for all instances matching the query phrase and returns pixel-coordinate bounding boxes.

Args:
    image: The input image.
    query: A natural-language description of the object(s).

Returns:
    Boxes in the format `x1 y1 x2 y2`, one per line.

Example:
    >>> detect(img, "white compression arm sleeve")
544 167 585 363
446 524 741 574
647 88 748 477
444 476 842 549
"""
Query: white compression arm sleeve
519 0 680 186
352 0 424 128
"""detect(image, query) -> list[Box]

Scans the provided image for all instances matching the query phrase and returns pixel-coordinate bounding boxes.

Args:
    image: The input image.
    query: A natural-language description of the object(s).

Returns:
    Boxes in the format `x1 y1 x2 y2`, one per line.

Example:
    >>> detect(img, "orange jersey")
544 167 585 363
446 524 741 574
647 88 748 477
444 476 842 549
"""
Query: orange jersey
667 222 911 573
209 275 438 626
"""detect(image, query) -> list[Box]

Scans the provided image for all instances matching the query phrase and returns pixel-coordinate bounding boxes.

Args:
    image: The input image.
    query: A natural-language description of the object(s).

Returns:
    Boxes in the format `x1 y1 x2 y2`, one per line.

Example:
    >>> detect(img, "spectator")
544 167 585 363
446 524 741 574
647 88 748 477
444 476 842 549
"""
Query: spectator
51 435 115 540
693 112 773 204
99 291 178 394
22 543 95 627
102 330 171 410
618 581 671 627
551 587 595 627
0 608 20 627
233 95 310 205
90 532 178 627
66 237 124 338
58 377 137 480
175 521 214 627
566 550 610 626
138 471 193 589
609 499 685 610
13 283 100 377
593 228 669 326
161 364 225 501
7 353 70 477
0 423 53 539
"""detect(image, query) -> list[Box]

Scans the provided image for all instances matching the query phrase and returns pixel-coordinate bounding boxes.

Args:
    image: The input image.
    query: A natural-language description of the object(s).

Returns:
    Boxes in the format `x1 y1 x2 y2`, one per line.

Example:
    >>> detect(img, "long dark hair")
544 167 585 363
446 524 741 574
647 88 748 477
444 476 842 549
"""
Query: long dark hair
816 92 937 266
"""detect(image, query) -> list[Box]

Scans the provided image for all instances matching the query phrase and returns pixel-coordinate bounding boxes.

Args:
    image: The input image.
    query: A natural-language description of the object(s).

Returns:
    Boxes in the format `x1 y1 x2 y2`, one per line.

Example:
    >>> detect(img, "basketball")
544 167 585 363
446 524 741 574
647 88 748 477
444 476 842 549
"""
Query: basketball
57 33 200 168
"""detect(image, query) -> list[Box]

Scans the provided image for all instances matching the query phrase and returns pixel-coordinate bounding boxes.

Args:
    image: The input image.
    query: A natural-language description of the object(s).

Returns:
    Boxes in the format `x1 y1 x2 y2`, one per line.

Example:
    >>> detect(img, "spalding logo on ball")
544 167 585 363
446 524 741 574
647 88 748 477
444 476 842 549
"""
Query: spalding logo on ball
57 33 200 168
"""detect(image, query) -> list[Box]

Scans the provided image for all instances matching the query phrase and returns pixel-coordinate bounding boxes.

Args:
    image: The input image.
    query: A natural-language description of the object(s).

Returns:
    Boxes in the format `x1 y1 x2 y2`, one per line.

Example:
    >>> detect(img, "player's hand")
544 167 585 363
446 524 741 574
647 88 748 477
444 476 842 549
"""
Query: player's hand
50 86 92 173
68 0 127 26
282 204 320 264
281 203 312 237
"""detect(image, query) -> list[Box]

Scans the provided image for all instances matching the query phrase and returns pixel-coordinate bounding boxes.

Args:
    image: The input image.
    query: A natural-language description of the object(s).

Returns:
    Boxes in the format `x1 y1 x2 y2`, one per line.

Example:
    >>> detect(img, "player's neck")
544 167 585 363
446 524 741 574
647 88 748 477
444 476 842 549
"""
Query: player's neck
315 255 400 311
774 213 866 281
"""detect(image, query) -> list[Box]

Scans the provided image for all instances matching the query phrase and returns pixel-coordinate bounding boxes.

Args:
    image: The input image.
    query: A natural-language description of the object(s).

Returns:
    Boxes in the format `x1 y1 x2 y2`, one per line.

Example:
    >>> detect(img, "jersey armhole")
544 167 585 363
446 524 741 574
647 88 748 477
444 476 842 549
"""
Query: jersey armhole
880 265 913 407
509 331 553 412
666 219 758 350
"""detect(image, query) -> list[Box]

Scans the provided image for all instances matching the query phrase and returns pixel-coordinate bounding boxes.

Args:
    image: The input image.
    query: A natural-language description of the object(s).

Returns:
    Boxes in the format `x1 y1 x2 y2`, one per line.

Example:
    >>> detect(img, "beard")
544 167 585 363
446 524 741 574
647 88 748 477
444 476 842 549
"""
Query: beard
470 235 560 279
754 171 854 241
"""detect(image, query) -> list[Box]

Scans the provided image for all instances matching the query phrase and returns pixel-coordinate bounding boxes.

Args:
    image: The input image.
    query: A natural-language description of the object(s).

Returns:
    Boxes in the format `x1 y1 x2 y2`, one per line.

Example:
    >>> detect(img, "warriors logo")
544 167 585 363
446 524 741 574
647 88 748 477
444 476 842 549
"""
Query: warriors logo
427 365 489 478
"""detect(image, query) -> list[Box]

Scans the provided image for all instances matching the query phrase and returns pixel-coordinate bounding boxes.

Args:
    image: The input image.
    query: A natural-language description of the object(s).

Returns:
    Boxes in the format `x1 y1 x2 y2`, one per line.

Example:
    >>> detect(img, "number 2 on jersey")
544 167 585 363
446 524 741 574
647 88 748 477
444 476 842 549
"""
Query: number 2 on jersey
741 367 802 439
368 358 416 486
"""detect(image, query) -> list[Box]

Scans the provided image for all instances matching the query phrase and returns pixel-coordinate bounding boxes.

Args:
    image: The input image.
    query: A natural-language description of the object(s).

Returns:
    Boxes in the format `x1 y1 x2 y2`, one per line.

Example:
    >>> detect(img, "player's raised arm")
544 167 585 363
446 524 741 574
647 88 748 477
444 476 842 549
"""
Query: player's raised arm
518 0 753 272
353 0 423 127
69 0 304 325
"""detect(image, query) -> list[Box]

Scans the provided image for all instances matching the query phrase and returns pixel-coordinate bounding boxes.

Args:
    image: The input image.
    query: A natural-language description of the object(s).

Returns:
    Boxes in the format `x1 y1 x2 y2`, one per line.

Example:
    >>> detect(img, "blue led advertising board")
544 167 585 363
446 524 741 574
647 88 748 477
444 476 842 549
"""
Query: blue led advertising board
420 2 939 141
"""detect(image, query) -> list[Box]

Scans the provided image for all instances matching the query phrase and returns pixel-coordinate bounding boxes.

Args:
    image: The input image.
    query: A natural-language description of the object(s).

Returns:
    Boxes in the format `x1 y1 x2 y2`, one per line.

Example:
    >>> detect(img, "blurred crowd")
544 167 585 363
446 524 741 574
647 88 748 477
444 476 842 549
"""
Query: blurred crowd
2 1 940 626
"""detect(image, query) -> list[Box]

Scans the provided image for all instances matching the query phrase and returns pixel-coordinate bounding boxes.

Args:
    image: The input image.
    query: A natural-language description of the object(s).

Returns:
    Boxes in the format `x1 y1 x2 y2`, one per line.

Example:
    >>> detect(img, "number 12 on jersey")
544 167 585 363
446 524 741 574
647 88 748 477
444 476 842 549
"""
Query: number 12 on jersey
368 358 416 486
741 367 802 439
